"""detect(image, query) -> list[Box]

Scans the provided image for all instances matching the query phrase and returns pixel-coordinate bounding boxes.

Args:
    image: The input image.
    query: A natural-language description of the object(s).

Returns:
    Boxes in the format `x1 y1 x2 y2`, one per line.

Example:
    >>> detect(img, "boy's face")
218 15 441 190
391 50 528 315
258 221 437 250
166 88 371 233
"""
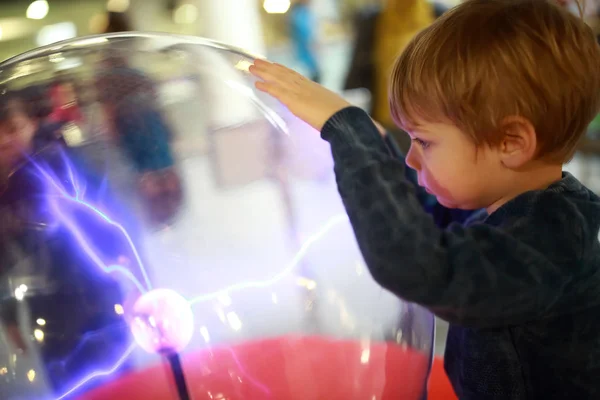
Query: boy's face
0 108 37 171
404 121 509 211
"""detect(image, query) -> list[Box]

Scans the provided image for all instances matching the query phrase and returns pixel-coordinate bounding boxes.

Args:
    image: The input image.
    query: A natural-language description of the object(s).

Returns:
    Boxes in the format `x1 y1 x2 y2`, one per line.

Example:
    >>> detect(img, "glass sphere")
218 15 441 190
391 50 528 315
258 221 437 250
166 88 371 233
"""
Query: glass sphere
0 33 434 400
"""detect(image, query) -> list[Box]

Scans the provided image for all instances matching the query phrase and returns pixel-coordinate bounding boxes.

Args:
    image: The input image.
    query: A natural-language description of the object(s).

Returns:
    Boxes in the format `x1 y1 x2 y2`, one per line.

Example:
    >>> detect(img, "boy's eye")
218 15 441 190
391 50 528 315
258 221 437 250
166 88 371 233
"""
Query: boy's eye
412 138 430 149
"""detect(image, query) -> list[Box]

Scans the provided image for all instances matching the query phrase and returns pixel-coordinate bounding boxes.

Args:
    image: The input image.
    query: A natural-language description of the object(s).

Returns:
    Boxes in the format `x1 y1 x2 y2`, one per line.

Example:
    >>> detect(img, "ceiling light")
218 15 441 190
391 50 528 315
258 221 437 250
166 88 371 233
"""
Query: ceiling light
26 0 49 20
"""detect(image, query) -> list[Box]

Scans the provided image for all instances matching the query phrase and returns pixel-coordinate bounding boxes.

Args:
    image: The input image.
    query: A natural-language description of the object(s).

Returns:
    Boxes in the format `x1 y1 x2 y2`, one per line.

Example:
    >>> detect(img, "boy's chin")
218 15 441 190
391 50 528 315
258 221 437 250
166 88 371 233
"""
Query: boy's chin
434 195 468 210
433 195 455 208
437 196 483 211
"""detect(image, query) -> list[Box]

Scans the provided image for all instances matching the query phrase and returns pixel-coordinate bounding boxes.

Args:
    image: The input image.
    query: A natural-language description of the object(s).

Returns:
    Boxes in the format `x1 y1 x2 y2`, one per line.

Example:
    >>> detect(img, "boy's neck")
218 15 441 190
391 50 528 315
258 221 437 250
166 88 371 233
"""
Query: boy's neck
486 163 563 214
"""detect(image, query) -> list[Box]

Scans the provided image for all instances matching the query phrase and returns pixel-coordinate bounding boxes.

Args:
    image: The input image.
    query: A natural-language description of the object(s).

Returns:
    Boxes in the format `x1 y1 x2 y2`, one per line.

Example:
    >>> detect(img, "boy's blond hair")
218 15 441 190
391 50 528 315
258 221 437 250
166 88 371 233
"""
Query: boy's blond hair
390 0 600 162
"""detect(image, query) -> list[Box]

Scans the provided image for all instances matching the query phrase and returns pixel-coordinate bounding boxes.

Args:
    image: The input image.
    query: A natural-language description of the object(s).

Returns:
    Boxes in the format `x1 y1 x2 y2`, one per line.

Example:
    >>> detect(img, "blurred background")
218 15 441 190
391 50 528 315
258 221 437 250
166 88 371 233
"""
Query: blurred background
1 0 600 360
0 0 461 87
1 0 598 180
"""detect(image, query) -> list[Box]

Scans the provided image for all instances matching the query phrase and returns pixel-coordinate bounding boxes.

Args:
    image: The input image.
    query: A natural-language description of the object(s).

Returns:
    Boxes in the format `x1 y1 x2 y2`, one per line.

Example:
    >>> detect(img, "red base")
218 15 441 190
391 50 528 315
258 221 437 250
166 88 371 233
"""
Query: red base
428 357 458 400
82 336 433 399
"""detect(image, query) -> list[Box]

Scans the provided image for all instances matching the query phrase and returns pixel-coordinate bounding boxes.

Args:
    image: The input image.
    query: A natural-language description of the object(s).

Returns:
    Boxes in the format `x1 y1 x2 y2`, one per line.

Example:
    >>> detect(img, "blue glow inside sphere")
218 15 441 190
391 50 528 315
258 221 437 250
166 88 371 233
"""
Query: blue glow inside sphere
0 33 434 400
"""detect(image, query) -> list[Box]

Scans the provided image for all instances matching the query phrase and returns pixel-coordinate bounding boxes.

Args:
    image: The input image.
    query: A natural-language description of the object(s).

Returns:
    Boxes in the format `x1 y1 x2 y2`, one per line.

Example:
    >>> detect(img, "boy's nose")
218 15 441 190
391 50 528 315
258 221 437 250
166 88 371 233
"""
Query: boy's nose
405 146 420 171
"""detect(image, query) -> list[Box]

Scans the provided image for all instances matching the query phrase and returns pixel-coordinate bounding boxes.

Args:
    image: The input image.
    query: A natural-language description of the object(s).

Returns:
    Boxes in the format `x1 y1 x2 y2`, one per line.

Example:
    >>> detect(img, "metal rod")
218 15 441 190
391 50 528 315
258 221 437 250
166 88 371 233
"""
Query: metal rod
166 352 191 400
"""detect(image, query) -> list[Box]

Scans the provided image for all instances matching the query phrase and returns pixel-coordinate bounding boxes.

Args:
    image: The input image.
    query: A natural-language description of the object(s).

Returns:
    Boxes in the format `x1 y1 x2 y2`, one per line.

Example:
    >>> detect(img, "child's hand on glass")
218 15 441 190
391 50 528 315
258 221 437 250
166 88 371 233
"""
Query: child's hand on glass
249 59 352 132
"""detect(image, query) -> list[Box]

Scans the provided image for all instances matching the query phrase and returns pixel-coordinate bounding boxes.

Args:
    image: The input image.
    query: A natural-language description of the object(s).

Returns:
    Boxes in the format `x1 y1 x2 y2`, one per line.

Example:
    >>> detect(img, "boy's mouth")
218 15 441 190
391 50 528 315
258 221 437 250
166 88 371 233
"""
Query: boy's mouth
417 179 433 195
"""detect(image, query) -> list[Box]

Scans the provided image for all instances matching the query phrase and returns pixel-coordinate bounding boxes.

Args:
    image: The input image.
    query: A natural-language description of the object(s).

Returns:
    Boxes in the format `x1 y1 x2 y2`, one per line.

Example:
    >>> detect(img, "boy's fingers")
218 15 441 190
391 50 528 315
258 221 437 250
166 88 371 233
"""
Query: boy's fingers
249 64 272 81
252 58 271 68
250 66 284 87
273 63 305 82
250 59 280 75
255 81 288 102
255 80 268 92
251 60 298 83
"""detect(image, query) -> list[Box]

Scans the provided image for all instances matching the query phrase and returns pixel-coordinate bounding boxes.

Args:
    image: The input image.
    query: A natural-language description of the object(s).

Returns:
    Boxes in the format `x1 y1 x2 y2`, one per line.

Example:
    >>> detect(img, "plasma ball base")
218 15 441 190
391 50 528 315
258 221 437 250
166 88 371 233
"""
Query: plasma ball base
81 336 430 400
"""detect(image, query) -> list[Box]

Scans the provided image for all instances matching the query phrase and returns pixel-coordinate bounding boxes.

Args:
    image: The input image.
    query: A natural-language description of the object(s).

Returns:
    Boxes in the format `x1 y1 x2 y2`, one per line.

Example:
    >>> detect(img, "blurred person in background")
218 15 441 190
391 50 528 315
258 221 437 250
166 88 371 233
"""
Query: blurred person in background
97 11 183 227
18 84 64 147
344 0 435 153
46 80 86 148
48 80 83 126
289 0 322 83
343 3 381 103
0 90 133 395
431 1 451 17
104 10 131 33
373 0 434 153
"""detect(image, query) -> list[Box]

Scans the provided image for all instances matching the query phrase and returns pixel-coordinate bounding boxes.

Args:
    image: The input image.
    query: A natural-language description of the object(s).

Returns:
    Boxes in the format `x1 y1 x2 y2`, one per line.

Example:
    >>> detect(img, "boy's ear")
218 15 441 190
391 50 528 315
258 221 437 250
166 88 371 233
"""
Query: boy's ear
497 116 537 168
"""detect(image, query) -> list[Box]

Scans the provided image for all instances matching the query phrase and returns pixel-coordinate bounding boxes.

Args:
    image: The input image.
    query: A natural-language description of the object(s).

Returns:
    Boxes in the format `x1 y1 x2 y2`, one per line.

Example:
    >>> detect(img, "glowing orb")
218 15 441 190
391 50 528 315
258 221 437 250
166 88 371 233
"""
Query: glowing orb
130 288 194 354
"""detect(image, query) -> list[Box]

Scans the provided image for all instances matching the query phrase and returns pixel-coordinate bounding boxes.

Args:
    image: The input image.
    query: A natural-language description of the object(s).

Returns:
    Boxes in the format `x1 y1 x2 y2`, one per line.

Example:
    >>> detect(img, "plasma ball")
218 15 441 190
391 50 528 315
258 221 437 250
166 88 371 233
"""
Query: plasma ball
130 289 194 354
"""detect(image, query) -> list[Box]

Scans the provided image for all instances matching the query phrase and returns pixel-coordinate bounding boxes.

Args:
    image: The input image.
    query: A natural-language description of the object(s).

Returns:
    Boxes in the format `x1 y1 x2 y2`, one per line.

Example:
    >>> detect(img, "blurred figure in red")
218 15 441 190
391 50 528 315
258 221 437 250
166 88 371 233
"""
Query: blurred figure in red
48 80 83 126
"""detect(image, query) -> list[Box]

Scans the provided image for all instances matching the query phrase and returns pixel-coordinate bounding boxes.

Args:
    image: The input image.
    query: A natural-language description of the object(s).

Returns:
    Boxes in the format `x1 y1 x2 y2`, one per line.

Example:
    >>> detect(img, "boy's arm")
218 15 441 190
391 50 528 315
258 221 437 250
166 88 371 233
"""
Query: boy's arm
322 107 572 329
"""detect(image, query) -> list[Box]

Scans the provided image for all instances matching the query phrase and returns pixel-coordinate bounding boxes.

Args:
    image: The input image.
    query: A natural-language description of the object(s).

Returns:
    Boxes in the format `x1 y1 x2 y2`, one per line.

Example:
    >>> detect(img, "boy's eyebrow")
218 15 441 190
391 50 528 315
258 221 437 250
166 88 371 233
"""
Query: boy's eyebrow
408 126 433 136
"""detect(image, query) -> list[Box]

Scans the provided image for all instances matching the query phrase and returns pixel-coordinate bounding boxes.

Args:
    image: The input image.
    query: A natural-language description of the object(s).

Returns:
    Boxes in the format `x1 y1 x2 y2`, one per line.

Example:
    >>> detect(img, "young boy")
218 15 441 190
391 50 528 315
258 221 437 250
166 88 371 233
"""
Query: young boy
250 0 600 398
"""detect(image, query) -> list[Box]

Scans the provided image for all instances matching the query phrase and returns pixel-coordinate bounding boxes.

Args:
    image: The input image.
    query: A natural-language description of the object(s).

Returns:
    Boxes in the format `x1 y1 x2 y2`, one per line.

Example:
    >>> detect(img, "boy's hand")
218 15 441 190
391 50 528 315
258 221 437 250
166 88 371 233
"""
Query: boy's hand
249 59 352 132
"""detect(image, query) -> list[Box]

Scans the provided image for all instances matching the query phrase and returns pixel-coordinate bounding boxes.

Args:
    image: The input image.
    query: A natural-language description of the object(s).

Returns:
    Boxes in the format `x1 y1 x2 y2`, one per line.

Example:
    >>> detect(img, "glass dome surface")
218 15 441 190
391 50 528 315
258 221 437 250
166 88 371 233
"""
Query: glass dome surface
0 33 434 400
